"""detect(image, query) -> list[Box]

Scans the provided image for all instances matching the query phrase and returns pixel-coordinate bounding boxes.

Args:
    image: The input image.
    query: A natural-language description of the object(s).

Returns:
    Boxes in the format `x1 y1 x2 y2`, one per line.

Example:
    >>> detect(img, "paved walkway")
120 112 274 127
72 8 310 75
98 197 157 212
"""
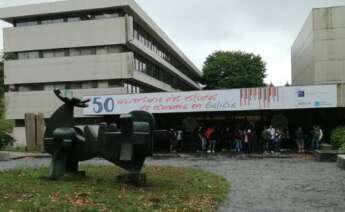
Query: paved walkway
0 155 344 212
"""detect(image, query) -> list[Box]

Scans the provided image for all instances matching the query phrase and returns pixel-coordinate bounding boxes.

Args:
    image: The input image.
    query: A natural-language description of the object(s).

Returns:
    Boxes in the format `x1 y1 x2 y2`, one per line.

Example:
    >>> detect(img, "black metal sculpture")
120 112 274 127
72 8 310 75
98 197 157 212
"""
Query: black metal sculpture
44 89 155 181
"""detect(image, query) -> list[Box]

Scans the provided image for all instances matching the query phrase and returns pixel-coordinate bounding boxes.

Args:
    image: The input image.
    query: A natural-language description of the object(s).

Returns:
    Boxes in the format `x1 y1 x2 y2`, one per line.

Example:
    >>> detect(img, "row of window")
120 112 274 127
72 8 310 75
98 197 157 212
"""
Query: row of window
9 80 157 94
14 10 125 27
10 81 98 92
15 117 105 127
133 22 194 80
134 54 192 91
7 46 126 60
135 55 177 89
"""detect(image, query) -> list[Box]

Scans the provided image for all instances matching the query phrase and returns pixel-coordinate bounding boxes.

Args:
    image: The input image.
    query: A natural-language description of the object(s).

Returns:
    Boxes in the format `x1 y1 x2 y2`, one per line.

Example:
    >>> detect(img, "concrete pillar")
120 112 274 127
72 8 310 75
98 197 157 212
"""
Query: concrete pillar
25 113 36 151
25 113 45 151
36 113 45 151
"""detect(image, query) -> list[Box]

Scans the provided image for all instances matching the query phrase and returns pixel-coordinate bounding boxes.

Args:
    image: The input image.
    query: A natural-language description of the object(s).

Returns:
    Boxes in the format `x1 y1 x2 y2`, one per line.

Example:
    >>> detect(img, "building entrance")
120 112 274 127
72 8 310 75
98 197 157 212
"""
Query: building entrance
153 108 345 153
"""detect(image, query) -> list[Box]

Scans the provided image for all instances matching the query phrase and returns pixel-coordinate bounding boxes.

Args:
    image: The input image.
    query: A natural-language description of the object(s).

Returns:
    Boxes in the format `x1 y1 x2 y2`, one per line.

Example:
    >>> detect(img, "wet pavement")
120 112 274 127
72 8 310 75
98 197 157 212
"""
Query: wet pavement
1 154 344 212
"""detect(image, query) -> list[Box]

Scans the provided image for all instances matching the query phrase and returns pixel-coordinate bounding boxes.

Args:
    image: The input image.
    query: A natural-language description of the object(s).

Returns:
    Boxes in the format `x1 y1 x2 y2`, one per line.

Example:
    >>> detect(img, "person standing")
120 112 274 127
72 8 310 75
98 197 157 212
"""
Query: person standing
209 127 217 153
295 127 305 153
198 127 207 152
312 126 323 150
234 129 242 153
268 126 276 153
225 128 232 152
204 127 212 153
176 129 184 152
281 128 290 151
261 126 270 154
168 129 177 153
243 129 252 154
275 129 282 152
318 126 323 149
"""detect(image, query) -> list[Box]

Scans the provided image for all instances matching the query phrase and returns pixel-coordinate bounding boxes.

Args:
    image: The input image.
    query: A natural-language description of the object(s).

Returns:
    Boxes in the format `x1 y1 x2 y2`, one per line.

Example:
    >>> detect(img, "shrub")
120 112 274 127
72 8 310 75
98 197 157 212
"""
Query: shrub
331 126 345 149
340 143 345 152
0 132 14 150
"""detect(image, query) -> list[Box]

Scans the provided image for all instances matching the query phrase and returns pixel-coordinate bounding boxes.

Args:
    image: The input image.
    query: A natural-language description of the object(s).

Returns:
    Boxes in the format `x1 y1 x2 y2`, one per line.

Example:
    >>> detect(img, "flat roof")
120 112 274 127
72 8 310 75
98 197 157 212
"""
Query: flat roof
0 0 202 79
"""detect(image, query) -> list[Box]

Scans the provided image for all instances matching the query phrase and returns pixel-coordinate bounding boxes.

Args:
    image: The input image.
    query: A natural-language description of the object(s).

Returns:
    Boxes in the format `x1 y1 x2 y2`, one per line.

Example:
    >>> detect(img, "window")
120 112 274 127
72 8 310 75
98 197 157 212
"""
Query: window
107 46 123 53
14 10 125 28
43 50 65 58
91 81 98 88
51 18 64 24
96 47 107 55
18 51 39 60
68 17 81 22
139 61 144 72
134 58 140 71
143 63 147 73
146 64 154 76
109 80 123 88
3 53 17 60
16 20 38 27
9 85 19 92
12 45 127 61
44 84 55 91
134 27 138 40
94 12 119 20
15 120 25 127
66 82 81 90
41 18 64 25
70 49 81 56
80 48 92 56
17 53 27 60
54 50 65 57
54 84 66 90
104 12 119 18
82 81 97 89
28 84 44 91
81 14 94 21
64 49 70 56
43 51 54 58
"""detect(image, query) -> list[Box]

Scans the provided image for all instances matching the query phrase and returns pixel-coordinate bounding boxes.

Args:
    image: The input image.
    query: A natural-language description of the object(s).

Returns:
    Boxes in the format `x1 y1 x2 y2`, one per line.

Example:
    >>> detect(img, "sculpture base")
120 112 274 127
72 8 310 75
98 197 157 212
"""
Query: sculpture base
117 173 147 186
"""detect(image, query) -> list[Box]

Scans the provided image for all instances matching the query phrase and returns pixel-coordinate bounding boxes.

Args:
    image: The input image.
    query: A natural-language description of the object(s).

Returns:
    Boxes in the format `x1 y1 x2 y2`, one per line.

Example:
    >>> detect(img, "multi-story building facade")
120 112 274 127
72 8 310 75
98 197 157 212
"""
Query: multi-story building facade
0 0 202 146
292 6 345 86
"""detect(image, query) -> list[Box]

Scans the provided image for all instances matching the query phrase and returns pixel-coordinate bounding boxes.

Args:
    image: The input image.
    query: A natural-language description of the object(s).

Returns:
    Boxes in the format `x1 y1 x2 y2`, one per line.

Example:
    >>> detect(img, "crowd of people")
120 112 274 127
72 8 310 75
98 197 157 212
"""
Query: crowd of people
168 125 324 154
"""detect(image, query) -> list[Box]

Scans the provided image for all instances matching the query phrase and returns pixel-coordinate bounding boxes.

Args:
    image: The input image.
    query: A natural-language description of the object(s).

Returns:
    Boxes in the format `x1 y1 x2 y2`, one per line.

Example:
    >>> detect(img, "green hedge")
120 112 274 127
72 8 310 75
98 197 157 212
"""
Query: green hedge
340 143 345 152
331 126 345 150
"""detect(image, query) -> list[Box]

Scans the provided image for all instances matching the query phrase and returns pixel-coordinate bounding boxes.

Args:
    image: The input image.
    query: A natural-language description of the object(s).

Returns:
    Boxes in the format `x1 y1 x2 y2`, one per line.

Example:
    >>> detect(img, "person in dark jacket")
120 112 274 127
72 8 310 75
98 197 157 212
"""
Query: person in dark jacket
208 128 217 153
295 127 305 153
243 129 252 154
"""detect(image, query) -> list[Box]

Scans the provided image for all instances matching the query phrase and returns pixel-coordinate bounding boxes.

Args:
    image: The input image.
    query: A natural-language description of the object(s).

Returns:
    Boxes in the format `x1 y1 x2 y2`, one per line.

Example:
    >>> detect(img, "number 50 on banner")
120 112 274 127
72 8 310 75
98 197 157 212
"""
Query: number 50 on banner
84 96 116 115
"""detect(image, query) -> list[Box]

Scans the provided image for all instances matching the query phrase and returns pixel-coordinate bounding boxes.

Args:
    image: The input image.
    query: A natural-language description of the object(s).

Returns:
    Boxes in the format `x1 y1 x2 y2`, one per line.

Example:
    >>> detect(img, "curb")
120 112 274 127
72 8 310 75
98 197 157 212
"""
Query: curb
0 151 50 161
151 153 314 160
337 155 345 170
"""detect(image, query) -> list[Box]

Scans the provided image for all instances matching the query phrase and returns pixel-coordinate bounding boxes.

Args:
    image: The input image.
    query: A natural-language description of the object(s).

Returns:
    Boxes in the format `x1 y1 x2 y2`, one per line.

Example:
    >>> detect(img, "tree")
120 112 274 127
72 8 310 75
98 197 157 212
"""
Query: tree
202 51 267 89
0 58 14 149
0 60 5 97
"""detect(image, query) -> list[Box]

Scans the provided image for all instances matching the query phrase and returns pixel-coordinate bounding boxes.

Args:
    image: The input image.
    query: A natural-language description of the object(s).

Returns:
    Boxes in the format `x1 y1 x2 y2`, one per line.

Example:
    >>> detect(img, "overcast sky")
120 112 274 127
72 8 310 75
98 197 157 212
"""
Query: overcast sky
1 0 345 85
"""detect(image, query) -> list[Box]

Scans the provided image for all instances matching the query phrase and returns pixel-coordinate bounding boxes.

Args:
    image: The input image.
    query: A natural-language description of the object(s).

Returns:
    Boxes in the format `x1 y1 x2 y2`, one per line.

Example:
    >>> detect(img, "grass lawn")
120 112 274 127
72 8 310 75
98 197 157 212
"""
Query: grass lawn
1 146 29 153
0 166 229 211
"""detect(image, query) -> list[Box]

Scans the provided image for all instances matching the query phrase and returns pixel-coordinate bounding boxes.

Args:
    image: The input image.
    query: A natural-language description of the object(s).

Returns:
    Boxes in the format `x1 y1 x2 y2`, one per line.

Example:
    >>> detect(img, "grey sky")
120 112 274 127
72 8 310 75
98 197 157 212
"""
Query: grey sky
1 0 345 85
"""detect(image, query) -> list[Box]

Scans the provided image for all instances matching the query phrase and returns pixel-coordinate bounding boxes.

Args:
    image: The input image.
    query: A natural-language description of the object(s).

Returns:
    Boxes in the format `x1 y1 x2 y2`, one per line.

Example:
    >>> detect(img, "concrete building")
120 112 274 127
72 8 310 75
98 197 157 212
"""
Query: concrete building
292 6 345 86
0 0 202 146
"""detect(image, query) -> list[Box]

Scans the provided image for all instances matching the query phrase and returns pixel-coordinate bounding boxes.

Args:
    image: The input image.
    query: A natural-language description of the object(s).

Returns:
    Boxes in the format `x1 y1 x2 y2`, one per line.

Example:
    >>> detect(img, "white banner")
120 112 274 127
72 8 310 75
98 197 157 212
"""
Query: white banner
83 85 337 115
